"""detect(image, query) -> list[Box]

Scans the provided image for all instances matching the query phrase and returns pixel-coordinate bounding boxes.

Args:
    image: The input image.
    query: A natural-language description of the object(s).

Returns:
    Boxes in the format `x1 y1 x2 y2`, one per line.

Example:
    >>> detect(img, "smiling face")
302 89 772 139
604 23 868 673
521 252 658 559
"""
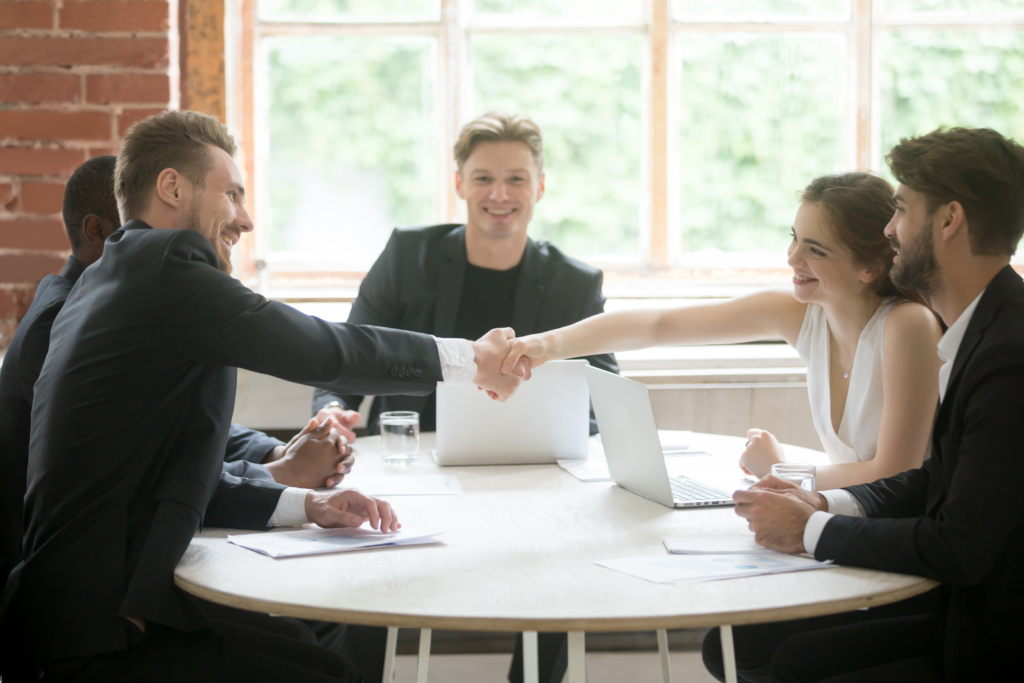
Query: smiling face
787 201 879 305
456 141 545 245
179 145 253 275
884 184 941 295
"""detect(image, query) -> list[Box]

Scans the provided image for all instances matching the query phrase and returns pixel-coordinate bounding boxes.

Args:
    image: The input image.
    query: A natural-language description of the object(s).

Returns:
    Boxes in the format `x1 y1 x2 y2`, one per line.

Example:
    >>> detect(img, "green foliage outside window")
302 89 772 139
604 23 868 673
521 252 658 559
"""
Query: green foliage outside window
878 31 1024 178
260 0 438 21
266 37 435 256
677 33 847 253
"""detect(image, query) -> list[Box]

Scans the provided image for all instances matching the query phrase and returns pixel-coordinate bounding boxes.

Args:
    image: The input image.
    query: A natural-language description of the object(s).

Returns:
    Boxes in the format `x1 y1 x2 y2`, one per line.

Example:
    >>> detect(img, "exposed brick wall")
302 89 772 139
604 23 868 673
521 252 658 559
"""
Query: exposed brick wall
0 0 174 349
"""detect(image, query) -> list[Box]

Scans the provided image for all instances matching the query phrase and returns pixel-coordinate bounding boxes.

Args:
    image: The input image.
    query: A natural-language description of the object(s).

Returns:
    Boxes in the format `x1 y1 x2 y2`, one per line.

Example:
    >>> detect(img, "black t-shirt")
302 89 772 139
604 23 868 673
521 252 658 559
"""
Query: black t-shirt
452 261 522 342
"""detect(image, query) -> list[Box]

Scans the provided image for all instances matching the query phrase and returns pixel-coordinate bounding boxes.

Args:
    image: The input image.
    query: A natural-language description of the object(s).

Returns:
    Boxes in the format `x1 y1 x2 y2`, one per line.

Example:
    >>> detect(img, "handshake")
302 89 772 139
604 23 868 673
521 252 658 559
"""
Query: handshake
469 328 554 401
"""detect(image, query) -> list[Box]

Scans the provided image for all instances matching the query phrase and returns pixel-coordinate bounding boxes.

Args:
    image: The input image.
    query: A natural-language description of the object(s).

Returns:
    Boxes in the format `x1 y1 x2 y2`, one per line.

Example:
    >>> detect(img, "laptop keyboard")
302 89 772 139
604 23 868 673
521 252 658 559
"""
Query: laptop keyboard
670 475 734 506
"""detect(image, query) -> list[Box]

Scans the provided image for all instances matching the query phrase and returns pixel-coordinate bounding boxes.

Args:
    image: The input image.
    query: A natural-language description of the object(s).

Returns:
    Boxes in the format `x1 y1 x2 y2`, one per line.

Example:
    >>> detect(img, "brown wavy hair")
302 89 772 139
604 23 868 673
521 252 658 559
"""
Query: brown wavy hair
800 172 929 308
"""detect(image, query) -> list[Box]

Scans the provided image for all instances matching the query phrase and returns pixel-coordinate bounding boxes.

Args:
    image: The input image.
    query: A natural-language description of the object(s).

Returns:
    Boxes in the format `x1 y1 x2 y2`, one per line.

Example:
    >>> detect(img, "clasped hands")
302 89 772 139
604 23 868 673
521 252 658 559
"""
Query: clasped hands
733 475 829 554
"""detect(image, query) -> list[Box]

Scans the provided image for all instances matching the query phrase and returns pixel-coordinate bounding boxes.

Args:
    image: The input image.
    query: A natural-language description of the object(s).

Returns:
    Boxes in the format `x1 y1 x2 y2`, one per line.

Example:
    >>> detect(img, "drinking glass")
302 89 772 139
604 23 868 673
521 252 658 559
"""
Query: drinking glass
380 411 419 465
771 463 816 492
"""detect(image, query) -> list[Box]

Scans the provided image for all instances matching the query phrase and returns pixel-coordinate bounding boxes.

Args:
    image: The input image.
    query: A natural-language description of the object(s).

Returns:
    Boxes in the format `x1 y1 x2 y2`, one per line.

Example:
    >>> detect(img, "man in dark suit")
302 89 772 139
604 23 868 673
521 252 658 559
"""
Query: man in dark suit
0 156 353 613
0 111 528 682
310 111 617 683
312 110 617 440
704 127 1024 682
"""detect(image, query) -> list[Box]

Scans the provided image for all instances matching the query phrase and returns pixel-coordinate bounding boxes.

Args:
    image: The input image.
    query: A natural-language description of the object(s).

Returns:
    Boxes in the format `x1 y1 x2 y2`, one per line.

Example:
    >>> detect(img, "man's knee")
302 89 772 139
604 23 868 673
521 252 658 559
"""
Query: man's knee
702 627 726 682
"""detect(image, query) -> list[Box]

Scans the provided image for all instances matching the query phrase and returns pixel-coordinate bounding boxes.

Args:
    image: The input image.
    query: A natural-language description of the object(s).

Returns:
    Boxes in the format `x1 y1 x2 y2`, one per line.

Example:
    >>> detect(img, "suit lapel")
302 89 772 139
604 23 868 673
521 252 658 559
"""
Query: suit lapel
927 265 1022 514
432 227 467 337
511 238 545 335
934 266 1019 430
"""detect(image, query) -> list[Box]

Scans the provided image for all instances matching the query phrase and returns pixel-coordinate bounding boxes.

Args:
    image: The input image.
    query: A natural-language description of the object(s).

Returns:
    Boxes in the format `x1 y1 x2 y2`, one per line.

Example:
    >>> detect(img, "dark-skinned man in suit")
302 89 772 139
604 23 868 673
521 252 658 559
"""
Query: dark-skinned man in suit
311 110 618 683
703 127 1024 682
0 111 530 682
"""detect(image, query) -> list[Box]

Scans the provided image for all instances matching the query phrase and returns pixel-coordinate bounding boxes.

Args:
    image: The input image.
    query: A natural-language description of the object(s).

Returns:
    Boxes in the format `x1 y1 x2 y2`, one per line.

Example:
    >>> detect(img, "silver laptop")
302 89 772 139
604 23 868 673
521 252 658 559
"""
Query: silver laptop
585 366 735 508
434 360 590 466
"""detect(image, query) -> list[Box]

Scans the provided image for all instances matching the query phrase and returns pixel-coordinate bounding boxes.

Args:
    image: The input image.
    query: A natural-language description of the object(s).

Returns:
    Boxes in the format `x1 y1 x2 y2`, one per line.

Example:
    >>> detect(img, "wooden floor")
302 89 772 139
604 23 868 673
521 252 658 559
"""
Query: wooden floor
392 651 718 682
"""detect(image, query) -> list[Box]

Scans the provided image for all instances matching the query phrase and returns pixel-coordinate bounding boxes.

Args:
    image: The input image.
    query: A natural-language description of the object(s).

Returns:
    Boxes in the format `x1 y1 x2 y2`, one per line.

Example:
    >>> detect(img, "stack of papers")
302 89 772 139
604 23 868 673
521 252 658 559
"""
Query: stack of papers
662 535 776 555
597 553 833 585
341 475 462 496
228 527 444 559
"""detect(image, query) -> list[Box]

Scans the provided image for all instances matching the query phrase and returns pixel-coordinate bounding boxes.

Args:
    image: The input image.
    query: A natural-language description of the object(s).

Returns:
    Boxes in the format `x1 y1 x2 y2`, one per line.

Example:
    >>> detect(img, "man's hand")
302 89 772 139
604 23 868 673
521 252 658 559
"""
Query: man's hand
315 405 361 443
471 327 531 402
732 476 828 553
304 489 400 532
264 418 355 488
501 333 551 374
738 428 785 478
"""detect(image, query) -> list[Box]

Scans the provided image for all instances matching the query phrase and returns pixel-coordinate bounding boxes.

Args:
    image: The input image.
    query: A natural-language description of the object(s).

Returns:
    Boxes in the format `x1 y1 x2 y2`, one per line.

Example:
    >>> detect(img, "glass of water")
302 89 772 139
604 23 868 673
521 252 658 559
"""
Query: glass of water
380 411 419 465
771 463 816 492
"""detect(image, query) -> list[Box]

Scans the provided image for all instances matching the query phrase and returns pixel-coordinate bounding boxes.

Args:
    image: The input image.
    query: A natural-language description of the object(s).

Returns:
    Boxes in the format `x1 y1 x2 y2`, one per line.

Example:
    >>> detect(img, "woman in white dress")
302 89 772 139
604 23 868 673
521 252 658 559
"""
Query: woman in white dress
502 173 943 490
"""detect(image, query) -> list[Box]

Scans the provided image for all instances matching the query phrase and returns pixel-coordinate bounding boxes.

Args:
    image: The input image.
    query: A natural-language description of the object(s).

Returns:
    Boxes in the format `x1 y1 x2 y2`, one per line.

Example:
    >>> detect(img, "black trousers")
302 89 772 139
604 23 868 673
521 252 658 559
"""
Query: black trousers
10 619 361 683
702 591 943 683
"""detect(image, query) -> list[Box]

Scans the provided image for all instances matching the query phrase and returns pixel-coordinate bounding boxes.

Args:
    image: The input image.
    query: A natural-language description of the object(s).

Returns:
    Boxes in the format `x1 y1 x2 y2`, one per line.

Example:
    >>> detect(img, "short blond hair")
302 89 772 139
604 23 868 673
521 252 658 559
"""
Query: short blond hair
115 110 237 221
453 110 544 174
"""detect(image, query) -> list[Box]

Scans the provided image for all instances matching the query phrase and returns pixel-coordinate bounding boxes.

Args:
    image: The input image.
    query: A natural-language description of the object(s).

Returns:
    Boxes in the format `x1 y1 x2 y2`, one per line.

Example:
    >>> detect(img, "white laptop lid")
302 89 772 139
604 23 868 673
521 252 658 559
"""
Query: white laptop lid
584 366 675 506
434 360 590 466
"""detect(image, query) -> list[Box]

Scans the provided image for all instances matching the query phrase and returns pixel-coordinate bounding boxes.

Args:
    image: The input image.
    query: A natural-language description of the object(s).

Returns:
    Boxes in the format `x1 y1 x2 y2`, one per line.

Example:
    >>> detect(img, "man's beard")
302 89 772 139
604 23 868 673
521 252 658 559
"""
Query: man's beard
183 198 232 275
891 219 939 295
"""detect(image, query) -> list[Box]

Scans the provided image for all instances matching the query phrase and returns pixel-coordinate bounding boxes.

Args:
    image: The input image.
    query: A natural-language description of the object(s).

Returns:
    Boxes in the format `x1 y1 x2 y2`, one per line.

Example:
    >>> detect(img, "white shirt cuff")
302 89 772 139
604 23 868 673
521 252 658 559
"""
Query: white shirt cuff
821 489 866 517
433 337 477 384
267 487 310 527
803 511 834 556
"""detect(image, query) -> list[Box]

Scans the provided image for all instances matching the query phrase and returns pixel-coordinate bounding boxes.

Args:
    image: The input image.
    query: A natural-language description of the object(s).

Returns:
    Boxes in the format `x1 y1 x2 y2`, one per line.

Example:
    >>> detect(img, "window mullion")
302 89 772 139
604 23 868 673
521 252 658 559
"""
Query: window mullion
648 0 670 270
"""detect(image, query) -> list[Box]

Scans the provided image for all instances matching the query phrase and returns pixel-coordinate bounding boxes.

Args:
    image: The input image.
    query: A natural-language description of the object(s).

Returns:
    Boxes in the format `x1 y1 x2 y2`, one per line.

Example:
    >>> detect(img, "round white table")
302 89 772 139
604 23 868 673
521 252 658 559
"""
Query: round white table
175 432 936 683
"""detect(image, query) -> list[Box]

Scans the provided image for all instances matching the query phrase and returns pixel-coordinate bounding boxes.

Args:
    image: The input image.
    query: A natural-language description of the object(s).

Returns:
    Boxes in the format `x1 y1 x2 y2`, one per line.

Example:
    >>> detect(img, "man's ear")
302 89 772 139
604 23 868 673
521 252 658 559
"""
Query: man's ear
938 200 967 244
80 214 107 245
454 170 465 200
535 172 545 203
155 168 187 208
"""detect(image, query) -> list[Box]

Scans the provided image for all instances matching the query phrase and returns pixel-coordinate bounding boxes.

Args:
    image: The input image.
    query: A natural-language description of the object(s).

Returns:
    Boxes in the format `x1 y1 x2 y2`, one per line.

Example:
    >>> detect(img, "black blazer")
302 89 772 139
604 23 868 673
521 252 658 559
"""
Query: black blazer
0 221 442 665
0 259 290 601
816 265 1024 681
313 224 618 433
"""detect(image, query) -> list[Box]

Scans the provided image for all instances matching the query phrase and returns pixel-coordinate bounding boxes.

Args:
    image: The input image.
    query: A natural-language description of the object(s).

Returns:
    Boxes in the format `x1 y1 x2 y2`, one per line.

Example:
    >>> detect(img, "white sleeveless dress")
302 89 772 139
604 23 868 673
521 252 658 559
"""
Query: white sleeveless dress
795 298 902 464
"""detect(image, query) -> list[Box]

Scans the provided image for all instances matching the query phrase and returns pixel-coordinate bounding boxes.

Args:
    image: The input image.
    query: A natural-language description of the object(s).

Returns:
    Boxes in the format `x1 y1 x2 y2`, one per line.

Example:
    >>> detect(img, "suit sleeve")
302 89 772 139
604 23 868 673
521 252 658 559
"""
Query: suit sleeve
16 301 65 406
204 467 285 530
157 230 441 396
574 270 618 434
816 346 1024 587
312 228 405 415
842 460 933 519
223 423 283 464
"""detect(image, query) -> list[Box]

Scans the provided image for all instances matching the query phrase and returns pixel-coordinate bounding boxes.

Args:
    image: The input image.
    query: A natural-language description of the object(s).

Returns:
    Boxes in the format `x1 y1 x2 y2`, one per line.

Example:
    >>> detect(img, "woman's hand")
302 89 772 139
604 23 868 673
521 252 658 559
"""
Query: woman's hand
739 428 785 479
501 334 552 374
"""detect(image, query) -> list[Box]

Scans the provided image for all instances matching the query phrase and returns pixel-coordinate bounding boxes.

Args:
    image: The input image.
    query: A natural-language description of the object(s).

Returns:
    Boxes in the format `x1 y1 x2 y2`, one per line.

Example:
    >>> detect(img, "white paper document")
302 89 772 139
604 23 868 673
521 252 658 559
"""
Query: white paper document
228 527 445 559
662 535 779 555
557 457 611 482
597 553 834 585
341 475 463 496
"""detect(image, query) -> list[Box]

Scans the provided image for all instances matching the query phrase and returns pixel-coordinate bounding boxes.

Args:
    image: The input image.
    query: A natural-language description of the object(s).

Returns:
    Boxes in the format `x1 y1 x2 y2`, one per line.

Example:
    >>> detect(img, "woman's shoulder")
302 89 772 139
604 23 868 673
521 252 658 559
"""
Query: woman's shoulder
882 300 944 352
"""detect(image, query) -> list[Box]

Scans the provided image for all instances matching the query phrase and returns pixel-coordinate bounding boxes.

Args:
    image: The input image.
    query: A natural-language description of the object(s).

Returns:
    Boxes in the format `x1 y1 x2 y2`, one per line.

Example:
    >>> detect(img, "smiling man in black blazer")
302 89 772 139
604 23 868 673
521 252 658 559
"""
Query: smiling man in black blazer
312 110 617 442
310 110 618 683
706 127 1024 682
0 111 530 683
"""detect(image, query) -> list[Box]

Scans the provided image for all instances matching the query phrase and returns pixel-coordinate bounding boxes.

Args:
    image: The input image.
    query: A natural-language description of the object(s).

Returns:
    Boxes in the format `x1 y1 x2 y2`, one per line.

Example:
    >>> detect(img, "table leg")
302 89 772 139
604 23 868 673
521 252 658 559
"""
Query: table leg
383 626 399 683
657 629 673 683
567 631 586 683
416 628 432 683
522 631 539 683
721 624 737 683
